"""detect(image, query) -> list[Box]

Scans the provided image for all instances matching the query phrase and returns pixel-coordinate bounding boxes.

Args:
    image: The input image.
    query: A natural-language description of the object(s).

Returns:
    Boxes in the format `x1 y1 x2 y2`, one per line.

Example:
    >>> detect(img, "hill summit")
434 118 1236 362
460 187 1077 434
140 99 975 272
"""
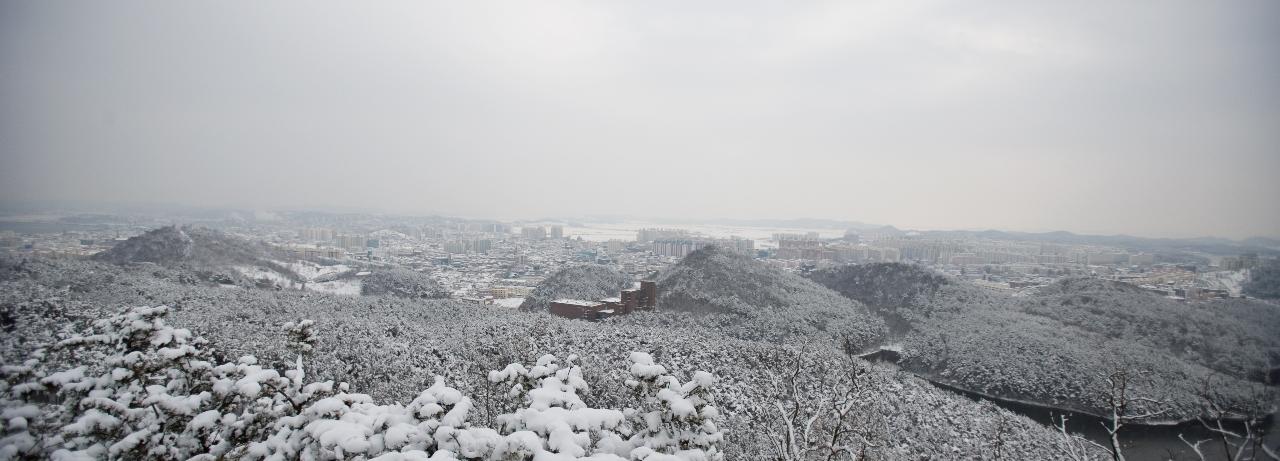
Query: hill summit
805 262 951 309
92 225 195 264
93 225 273 267
650 245 886 351
520 264 634 312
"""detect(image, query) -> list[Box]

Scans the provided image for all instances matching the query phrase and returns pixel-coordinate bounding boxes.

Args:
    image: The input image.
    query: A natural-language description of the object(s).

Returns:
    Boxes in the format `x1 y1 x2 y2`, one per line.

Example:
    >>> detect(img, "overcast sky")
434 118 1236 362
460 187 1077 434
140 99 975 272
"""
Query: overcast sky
2 1 1277 238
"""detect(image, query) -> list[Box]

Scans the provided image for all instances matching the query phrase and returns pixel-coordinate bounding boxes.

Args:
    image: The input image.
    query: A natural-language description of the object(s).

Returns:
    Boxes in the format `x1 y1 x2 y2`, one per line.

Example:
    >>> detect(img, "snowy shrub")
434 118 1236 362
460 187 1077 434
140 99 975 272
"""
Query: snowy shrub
360 268 449 299
0 305 341 460
0 305 723 461
284 319 317 355
623 352 723 461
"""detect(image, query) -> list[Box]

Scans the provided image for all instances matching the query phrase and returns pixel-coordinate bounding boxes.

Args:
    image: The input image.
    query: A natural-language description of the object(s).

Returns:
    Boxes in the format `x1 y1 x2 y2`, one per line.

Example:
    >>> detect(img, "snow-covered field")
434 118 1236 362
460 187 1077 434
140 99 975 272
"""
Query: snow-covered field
492 297 524 308
234 260 362 295
1198 269 1249 296
306 278 362 295
234 265 296 287
285 260 351 280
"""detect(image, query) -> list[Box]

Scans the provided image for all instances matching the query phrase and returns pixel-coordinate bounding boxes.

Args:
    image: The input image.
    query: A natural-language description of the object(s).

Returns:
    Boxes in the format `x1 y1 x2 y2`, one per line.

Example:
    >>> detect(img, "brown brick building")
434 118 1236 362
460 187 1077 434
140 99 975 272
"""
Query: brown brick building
549 299 610 320
549 280 658 321
638 280 656 308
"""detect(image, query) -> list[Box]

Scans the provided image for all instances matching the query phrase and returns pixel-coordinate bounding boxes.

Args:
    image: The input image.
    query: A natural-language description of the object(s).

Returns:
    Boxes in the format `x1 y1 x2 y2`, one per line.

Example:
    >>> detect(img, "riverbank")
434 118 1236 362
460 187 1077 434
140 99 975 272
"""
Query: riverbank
856 348 1278 460
856 347 1274 427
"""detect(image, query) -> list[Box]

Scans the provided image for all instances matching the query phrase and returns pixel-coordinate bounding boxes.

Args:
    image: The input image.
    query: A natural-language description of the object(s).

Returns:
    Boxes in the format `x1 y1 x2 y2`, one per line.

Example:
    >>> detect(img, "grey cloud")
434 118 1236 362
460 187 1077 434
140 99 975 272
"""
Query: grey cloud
1 1 1277 238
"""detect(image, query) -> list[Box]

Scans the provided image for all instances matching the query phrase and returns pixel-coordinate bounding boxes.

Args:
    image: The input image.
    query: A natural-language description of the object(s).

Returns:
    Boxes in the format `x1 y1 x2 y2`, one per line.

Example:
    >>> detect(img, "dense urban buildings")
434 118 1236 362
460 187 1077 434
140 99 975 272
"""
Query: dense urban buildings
2 212 1271 305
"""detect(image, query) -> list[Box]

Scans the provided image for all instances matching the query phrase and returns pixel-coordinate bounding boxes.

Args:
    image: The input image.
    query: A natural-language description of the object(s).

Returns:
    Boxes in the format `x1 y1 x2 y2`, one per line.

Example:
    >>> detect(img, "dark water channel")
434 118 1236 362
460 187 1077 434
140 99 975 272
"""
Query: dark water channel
934 380 1276 460
858 349 1277 460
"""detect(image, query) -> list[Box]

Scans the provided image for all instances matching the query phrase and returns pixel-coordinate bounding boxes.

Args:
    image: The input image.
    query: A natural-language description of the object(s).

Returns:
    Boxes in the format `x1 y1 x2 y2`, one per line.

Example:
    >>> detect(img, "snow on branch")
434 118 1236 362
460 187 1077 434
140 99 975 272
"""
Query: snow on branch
0 306 723 461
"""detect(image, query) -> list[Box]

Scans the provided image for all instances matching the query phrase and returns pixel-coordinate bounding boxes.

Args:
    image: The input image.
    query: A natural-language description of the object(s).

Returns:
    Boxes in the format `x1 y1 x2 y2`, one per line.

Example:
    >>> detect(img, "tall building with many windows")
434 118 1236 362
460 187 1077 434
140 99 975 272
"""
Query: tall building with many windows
521 226 546 240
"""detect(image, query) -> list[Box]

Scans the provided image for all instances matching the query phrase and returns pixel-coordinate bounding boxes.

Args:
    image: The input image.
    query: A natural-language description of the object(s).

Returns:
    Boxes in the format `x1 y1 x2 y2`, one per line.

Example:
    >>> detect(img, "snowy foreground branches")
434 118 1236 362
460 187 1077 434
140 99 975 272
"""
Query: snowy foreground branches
0 306 723 461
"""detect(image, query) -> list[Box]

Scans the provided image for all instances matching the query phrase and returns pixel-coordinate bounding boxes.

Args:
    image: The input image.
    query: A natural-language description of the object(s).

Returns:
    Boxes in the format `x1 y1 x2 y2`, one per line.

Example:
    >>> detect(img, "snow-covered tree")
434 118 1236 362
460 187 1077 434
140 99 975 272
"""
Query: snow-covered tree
284 319 317 356
0 305 724 461
624 352 723 461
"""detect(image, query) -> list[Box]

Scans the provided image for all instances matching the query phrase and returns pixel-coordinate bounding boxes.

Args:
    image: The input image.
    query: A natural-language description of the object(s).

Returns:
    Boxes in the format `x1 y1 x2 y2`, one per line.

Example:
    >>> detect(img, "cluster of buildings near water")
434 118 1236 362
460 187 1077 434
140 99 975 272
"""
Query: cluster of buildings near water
4 211 1273 306
549 281 657 321
636 228 755 258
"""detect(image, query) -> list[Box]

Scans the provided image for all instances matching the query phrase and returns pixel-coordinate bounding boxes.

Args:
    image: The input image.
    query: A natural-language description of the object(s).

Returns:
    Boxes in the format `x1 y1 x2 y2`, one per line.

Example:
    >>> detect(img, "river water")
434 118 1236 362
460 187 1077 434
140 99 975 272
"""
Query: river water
935 380 1277 460
858 350 1277 460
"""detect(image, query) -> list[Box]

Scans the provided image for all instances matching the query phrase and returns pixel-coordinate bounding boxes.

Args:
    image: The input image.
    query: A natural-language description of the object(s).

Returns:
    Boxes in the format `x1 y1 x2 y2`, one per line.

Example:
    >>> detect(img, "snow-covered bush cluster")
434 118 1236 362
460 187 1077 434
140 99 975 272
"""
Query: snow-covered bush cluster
519 265 634 312
650 246 886 353
360 268 449 299
284 319 317 355
0 305 723 460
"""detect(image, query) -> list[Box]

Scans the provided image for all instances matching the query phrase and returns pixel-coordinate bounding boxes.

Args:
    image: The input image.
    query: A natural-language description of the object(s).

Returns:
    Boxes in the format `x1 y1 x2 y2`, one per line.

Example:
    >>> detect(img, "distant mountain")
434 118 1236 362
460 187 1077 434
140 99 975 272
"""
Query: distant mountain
650 245 886 351
1242 236 1280 249
93 225 453 298
93 225 273 267
92 225 196 264
1244 258 1280 299
649 217 882 230
94 225 320 288
915 229 1279 257
520 265 634 312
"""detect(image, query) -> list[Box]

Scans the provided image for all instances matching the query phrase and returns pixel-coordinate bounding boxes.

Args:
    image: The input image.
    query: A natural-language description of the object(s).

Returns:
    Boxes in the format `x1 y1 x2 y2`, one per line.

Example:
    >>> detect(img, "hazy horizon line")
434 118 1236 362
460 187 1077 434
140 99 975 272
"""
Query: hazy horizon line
2 198 1276 243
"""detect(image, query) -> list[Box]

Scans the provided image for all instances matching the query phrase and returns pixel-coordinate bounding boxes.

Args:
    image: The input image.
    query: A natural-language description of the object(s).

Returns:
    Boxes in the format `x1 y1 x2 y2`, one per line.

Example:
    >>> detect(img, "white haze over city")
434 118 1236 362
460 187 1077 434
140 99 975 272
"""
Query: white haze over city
1 1 1278 239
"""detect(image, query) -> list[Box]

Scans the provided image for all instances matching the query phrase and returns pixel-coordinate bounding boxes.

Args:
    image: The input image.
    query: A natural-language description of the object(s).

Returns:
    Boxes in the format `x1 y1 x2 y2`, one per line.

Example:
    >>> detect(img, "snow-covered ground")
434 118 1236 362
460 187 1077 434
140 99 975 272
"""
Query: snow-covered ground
235 265 296 287
493 297 524 308
306 279 362 296
285 260 351 280
234 261 362 295
1198 269 1248 296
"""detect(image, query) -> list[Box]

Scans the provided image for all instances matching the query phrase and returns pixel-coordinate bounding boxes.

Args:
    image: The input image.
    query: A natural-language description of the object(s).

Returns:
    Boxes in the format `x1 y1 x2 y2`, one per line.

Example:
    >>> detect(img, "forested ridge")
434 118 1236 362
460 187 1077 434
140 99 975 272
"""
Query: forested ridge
1 252 1108 460
807 263 1279 420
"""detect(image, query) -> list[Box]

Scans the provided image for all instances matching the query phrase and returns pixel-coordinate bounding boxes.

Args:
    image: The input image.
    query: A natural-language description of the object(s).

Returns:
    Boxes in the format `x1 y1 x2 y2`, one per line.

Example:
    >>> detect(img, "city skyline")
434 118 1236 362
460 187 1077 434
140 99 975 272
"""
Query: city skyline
5 197 1280 242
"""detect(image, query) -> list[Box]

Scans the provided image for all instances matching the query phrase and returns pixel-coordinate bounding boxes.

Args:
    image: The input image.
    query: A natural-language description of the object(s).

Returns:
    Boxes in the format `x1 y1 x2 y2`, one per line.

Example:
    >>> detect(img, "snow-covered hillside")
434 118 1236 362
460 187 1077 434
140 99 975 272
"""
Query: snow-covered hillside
807 264 1280 420
520 265 634 312
0 254 1102 460
648 246 886 353
234 259 363 295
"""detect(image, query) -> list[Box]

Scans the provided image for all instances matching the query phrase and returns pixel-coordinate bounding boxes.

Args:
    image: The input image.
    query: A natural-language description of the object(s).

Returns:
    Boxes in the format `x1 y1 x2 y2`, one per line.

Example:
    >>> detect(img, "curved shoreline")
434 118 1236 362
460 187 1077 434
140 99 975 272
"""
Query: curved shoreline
925 376 1197 427
856 349 1273 427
